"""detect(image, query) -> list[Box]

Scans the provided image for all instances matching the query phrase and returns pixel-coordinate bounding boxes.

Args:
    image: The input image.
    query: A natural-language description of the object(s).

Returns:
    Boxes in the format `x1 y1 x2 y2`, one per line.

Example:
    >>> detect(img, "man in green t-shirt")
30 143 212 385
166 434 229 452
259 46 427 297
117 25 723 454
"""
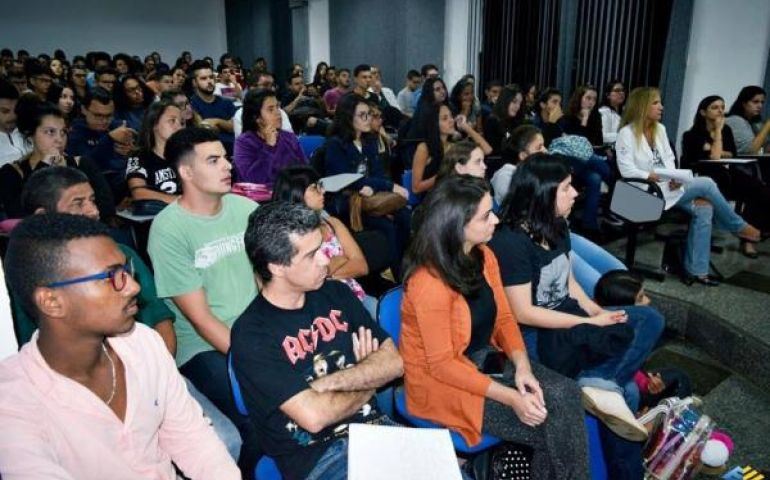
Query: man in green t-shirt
14 166 176 353
147 127 259 471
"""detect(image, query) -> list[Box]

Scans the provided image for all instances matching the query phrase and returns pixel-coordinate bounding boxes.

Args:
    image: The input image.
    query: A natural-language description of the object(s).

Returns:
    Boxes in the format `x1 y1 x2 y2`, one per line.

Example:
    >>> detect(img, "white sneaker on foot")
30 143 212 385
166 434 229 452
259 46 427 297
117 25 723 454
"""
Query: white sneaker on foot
581 386 648 442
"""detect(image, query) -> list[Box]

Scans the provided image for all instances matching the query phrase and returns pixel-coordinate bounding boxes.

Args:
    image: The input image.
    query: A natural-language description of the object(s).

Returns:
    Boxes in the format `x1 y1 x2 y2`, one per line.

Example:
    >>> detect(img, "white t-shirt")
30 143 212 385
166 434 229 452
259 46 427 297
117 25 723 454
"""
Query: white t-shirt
0 262 18 360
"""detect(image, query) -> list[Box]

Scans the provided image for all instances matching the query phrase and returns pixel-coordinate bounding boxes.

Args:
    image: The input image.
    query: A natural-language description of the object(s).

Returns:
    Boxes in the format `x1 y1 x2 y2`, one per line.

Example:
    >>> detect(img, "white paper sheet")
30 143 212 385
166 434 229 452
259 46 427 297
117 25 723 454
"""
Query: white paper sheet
320 173 364 193
699 158 757 164
348 423 463 480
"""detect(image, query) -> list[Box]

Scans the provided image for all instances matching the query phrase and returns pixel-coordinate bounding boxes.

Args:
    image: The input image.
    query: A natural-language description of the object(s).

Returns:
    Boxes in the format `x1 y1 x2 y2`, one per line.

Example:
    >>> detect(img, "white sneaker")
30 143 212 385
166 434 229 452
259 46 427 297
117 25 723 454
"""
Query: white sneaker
581 386 648 442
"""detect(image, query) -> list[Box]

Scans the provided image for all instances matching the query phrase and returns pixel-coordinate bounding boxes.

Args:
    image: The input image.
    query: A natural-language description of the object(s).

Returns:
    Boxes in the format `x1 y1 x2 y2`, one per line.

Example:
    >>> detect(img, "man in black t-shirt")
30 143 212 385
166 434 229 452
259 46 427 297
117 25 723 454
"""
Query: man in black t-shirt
231 202 403 480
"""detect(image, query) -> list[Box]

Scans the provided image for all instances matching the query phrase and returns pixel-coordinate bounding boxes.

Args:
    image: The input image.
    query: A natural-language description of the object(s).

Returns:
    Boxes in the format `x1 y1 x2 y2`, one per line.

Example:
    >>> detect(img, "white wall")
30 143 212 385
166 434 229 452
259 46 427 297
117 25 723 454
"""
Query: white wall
443 0 470 88
676 0 770 148
308 0 331 76
1 0 227 64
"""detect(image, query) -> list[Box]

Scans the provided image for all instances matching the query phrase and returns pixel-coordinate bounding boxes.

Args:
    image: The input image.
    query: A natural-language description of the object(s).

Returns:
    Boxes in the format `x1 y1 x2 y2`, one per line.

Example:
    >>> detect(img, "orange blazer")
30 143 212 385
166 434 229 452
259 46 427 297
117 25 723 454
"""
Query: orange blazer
400 245 526 446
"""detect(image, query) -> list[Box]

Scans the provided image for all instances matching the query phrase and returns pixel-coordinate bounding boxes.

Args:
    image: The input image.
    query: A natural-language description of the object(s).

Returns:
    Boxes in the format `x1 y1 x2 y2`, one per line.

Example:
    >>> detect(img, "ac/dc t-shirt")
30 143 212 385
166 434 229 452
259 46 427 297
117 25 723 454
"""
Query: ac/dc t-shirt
126 151 180 195
230 280 390 480
488 223 572 309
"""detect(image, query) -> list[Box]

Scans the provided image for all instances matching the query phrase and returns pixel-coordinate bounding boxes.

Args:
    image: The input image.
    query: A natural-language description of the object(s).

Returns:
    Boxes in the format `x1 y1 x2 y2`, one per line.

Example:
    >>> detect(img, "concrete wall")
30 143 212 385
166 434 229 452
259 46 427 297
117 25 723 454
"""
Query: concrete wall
2 0 227 64
328 0 445 89
675 0 770 149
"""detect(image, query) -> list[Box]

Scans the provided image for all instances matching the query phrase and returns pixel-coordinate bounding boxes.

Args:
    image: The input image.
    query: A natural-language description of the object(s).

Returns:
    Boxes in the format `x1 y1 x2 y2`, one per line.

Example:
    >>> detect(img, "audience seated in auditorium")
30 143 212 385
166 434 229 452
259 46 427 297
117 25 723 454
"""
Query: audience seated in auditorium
489 154 664 442
234 88 306 185
0 79 31 167
396 69 421 117
681 95 770 256
599 79 626 145
401 174 590 479
126 99 183 203
272 165 378 316
231 201 403 480
1 99 114 219
0 213 240 479
325 94 411 278
147 126 259 471
15 166 176 352
725 85 770 155
189 60 236 150
616 87 761 286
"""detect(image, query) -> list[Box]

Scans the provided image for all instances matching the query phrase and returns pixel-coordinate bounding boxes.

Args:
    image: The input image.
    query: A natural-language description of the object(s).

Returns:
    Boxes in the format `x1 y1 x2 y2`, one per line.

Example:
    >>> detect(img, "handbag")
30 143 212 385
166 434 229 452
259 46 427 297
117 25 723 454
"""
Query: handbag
348 191 407 232
640 396 714 480
464 442 533 480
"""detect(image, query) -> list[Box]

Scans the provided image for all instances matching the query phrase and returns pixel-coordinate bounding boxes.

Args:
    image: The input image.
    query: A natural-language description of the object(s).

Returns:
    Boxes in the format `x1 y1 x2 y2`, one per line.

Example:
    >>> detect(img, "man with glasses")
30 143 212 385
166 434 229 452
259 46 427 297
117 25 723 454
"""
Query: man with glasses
67 87 136 198
26 62 53 101
69 64 89 104
94 67 118 93
0 213 240 479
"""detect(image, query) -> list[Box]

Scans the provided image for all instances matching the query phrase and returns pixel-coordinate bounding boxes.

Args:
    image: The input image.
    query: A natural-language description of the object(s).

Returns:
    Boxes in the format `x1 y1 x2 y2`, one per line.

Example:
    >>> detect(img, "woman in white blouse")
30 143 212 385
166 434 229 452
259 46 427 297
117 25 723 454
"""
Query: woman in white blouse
615 87 761 286
599 80 625 144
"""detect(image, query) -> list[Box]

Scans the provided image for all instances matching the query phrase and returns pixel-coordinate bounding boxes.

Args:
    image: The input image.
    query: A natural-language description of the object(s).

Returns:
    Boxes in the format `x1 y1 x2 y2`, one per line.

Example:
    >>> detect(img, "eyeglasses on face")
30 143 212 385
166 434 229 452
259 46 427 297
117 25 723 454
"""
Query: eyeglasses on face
46 259 135 292
355 111 371 120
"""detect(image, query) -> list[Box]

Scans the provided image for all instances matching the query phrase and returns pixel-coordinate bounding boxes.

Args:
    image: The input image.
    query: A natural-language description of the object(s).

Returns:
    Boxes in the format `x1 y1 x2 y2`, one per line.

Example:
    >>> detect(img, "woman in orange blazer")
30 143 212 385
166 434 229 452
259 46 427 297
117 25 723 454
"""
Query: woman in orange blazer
401 175 589 479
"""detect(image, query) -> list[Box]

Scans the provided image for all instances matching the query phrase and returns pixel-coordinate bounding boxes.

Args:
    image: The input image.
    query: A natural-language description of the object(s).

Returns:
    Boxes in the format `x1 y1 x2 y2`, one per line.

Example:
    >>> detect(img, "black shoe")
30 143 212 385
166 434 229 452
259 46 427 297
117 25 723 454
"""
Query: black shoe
740 240 759 259
683 274 720 287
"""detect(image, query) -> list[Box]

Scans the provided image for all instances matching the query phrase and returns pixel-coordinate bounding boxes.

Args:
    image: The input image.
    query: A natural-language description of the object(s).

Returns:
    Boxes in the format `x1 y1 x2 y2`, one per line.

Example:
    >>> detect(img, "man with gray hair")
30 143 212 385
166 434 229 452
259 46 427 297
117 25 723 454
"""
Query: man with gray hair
231 201 403 480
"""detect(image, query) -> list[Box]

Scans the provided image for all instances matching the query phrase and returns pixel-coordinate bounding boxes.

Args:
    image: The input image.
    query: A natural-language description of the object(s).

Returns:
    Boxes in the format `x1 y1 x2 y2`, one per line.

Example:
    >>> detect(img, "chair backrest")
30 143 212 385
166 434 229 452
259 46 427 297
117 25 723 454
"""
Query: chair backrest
610 179 665 224
400 170 421 207
226 352 249 416
298 134 326 159
376 286 404 346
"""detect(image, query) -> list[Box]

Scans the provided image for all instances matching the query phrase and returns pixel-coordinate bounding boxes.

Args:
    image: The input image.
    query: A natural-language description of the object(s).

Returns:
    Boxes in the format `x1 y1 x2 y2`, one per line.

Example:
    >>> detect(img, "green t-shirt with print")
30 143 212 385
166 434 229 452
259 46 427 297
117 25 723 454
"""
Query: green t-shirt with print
148 194 258 366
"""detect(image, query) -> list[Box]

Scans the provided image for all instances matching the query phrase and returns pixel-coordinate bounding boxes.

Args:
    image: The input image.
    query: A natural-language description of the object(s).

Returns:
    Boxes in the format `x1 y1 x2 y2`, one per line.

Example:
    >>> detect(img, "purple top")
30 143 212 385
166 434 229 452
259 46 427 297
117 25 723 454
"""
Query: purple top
233 130 307 185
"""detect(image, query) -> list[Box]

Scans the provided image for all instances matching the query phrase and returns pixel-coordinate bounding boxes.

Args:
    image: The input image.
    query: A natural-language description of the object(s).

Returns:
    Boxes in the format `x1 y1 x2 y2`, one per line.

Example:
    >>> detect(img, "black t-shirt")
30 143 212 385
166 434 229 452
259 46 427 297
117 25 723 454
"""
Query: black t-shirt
230 280 389 480
463 277 496 355
126 151 180 195
488 223 572 309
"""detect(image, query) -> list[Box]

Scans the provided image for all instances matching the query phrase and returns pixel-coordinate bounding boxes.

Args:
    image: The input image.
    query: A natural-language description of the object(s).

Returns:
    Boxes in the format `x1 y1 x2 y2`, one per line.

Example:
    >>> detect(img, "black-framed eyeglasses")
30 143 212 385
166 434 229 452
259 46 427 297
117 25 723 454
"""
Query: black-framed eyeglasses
46 259 135 292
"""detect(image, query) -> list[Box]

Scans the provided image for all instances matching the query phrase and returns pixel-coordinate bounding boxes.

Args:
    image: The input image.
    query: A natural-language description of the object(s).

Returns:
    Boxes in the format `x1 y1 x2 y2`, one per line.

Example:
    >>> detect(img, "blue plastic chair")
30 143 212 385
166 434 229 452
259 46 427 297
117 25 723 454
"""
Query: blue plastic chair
227 353 283 480
400 170 422 207
297 135 325 159
376 286 502 454
378 286 609 477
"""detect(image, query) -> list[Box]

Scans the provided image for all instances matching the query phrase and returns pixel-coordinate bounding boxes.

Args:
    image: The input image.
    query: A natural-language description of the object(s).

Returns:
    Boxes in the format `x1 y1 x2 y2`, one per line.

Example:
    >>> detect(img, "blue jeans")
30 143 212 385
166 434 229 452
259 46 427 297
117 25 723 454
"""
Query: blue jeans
674 176 747 276
577 305 665 395
569 155 613 230
184 379 242 461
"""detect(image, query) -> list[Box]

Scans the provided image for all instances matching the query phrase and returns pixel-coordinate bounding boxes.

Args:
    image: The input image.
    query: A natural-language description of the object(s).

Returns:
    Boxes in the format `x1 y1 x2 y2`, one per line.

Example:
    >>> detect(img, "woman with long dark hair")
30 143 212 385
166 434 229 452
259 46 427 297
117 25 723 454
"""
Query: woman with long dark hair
489 154 664 443
725 85 770 155
311 61 329 92
483 84 526 164
126 99 183 203
682 95 770 256
401 174 590 479
617 87 761 284
233 88 306 185
449 77 482 131
272 165 378 316
325 94 411 278
561 85 603 146
46 83 76 125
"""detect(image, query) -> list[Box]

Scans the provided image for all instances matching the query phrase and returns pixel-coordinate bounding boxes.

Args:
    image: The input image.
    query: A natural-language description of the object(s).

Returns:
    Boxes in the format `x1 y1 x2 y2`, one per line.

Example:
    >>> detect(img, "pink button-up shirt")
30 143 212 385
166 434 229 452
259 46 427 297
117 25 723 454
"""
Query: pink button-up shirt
0 324 240 480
